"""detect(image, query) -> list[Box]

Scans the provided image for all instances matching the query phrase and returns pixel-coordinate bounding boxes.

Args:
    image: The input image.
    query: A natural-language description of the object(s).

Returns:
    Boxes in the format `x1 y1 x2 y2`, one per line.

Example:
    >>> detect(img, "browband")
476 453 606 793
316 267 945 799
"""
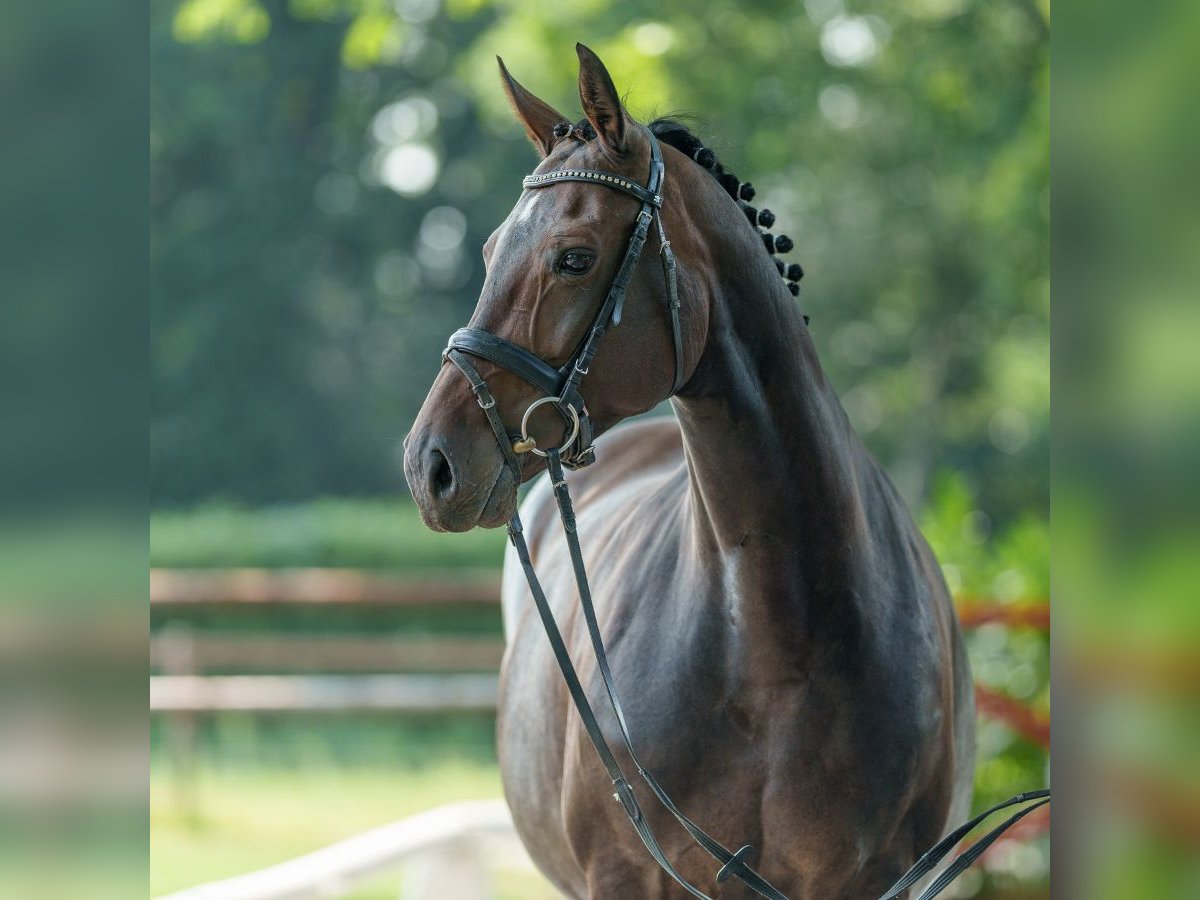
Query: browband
522 168 663 207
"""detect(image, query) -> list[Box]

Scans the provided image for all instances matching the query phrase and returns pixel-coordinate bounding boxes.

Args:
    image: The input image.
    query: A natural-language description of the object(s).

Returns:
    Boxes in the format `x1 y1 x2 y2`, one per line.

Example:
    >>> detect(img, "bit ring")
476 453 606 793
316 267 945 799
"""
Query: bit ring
519 397 580 458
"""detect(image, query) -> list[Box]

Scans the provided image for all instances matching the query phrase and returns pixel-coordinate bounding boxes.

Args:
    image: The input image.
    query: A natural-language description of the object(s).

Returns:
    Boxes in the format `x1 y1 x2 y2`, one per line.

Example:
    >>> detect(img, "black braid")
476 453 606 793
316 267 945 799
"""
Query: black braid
648 117 807 309
566 116 808 307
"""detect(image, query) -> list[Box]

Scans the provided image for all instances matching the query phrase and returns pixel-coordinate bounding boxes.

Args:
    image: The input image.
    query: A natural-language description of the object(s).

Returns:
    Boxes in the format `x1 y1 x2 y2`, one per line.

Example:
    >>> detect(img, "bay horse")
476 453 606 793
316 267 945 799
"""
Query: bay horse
404 44 975 899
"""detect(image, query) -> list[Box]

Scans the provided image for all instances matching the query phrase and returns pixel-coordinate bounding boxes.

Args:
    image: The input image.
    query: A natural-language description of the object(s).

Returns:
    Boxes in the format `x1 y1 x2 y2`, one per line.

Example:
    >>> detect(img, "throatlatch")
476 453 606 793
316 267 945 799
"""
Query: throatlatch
442 125 1048 900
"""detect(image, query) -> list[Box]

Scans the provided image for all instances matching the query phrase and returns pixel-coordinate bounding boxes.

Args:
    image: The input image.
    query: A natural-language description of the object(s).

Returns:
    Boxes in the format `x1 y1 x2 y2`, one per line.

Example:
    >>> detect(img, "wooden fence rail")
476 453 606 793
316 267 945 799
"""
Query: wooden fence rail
152 568 1050 623
151 673 500 714
151 567 502 607
150 568 1050 743
151 633 505 673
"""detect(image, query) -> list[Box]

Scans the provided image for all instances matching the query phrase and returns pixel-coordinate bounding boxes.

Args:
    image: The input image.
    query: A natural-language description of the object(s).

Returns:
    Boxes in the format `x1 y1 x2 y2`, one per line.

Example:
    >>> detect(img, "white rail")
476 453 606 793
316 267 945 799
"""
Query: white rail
156 799 539 900
150 673 500 713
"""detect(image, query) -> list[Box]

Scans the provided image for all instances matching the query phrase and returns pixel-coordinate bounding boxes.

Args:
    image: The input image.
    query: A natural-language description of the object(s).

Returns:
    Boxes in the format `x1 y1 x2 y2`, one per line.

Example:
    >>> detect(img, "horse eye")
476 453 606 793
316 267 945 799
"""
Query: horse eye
559 251 594 275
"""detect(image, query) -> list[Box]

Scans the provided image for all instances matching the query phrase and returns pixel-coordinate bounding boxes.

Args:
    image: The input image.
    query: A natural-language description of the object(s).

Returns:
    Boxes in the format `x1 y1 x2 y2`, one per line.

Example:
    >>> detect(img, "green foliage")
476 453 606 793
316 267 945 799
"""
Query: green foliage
921 471 1048 601
152 713 499 766
920 472 1049 815
172 0 270 44
152 0 1048 528
150 497 505 568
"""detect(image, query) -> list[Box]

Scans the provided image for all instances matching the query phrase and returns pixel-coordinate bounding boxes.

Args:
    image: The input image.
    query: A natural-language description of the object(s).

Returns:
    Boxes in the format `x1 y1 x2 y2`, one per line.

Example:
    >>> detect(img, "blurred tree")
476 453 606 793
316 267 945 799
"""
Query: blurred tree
151 0 1048 534
152 0 516 502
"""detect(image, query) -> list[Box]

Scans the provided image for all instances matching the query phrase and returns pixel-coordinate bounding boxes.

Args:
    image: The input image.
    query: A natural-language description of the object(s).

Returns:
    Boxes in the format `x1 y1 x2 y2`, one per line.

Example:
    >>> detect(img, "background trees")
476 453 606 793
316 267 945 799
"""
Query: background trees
151 0 1048 527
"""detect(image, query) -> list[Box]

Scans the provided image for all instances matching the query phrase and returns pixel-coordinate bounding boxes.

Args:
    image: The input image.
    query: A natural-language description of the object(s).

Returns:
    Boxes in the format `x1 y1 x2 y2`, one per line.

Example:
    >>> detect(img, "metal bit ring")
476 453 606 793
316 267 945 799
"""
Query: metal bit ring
519 397 580 458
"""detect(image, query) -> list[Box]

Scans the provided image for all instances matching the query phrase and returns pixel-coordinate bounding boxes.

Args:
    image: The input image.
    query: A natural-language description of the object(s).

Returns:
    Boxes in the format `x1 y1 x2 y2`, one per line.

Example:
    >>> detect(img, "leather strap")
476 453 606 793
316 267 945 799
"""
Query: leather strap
523 167 663 207
446 328 564 400
543 449 790 900
655 208 685 394
508 506 716 900
879 788 1051 900
912 798 1049 899
443 349 522 479
445 329 592 467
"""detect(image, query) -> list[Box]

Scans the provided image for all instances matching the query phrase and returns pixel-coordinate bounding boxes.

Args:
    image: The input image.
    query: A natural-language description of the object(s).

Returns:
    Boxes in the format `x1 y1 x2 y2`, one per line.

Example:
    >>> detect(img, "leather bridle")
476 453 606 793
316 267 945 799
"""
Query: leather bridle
439 127 1048 900
444 129 682 471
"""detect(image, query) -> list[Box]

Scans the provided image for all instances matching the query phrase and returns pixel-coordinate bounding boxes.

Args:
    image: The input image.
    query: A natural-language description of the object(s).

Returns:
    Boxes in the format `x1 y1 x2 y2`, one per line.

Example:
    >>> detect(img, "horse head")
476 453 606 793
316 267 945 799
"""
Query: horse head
404 45 703 532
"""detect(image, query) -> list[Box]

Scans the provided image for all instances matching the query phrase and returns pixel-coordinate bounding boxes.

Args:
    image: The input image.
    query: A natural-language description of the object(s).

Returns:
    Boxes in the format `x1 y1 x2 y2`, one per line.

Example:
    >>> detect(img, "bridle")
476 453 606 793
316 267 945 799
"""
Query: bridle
443 128 682 472
439 126 1048 900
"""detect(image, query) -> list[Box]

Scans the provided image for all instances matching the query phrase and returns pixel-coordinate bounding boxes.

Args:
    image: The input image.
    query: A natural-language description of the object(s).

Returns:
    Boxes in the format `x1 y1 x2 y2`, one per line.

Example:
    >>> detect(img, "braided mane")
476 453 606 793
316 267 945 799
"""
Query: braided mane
563 115 807 299
649 117 805 298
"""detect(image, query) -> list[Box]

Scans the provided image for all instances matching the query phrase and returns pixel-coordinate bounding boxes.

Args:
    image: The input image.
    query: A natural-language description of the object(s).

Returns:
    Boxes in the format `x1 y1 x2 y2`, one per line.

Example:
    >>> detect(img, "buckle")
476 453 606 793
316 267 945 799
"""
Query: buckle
612 778 641 822
561 445 596 470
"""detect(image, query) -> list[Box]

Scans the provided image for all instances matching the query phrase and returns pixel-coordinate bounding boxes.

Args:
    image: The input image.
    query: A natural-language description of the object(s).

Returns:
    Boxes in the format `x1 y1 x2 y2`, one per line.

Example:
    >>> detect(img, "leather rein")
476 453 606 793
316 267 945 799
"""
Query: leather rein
441 127 1048 899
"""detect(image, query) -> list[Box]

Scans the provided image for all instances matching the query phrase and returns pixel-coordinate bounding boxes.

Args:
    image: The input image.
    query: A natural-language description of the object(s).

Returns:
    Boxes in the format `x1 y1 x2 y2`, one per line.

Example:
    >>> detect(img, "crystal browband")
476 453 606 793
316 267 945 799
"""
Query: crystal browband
522 169 662 208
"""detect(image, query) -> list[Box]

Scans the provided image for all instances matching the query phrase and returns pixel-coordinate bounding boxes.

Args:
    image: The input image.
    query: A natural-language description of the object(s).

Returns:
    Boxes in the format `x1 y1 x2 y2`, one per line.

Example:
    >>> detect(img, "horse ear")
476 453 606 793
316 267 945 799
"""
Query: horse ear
576 43 628 155
497 56 568 158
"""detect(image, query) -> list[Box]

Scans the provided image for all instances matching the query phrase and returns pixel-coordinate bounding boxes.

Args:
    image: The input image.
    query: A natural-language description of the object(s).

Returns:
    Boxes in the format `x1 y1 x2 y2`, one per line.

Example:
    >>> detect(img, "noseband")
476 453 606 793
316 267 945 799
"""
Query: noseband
443 129 682 470
438 128 1049 900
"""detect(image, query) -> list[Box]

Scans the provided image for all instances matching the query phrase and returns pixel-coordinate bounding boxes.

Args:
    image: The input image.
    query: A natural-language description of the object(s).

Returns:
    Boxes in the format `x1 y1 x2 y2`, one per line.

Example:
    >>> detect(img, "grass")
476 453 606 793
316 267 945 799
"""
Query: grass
150 761 559 899
150 498 507 570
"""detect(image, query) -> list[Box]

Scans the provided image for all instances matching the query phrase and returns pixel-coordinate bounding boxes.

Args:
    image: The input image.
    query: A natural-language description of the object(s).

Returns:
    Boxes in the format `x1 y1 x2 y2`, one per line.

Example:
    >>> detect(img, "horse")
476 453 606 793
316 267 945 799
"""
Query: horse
403 44 974 899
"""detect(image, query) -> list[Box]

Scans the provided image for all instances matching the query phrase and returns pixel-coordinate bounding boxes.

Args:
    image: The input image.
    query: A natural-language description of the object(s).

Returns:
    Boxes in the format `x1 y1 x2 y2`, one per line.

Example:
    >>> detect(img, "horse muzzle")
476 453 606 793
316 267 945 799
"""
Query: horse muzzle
403 431 518 532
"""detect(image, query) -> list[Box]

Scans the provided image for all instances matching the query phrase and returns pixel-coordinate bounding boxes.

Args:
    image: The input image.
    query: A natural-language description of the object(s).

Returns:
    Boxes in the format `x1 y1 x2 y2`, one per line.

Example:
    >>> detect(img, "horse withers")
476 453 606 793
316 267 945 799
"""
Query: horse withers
404 44 975 899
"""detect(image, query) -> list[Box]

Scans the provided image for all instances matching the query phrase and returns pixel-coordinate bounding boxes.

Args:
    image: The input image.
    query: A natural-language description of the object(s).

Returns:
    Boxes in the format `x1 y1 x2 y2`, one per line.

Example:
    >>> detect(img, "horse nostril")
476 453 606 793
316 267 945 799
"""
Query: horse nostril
430 448 454 498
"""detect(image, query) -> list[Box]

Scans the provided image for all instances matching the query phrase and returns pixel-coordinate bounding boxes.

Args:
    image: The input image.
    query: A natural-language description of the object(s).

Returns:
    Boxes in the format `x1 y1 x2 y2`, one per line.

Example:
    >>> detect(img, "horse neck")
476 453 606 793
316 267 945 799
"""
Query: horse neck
672 228 871 568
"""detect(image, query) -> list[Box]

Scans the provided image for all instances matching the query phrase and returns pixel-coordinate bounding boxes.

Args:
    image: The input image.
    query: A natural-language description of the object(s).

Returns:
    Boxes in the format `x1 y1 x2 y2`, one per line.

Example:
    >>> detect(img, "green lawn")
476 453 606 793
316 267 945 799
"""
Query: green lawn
150 498 506 570
150 762 558 899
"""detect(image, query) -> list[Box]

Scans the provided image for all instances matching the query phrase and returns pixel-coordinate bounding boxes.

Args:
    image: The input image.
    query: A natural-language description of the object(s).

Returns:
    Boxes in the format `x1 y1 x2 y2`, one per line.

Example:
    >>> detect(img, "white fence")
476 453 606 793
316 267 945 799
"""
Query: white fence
150 673 500 713
156 800 544 900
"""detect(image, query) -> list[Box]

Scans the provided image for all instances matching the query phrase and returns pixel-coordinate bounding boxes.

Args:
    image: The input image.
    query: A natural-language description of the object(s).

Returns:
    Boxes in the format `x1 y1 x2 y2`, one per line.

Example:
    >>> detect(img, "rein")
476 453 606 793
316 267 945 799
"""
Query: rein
441 127 1048 899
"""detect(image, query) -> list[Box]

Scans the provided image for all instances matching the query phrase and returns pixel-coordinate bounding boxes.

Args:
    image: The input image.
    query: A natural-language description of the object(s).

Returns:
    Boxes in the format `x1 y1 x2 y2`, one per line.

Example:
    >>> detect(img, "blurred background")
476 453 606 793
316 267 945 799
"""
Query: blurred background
150 0 1050 897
